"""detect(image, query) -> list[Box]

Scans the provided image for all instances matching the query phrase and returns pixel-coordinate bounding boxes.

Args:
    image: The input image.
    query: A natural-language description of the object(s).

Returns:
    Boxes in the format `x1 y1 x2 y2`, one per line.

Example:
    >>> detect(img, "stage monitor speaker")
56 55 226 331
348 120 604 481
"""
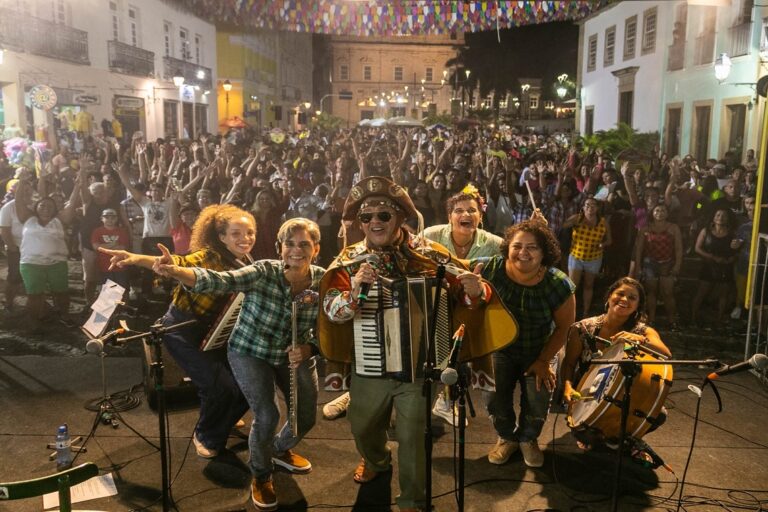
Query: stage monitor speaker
142 340 199 412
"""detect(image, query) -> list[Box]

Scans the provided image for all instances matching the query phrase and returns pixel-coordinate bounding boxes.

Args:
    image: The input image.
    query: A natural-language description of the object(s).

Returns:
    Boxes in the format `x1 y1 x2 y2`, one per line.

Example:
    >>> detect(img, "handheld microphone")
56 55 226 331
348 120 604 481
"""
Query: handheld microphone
707 353 768 381
440 324 466 386
356 255 381 305
85 328 126 354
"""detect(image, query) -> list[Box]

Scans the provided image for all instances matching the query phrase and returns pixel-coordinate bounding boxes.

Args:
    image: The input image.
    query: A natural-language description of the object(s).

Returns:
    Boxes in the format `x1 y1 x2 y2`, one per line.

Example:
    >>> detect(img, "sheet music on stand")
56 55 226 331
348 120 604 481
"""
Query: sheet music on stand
82 280 126 338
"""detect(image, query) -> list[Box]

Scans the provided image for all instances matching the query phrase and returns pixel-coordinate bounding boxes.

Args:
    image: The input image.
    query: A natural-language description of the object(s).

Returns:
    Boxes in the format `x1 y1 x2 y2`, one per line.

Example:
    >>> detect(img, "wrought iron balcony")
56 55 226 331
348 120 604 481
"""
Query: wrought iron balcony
0 9 25 50
0 7 89 64
163 56 212 90
667 41 685 71
729 22 751 58
693 33 715 66
108 40 154 77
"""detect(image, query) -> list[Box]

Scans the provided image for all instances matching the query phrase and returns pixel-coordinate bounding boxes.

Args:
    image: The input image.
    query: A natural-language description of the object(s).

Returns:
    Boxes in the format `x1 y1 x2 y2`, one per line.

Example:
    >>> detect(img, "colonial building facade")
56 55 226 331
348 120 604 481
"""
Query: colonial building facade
325 34 463 126
0 0 216 145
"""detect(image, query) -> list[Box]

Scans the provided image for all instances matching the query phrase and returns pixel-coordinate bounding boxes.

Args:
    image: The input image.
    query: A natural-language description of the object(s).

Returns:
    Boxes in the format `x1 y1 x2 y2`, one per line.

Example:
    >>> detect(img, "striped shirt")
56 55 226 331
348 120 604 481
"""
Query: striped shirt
473 256 575 365
191 260 325 365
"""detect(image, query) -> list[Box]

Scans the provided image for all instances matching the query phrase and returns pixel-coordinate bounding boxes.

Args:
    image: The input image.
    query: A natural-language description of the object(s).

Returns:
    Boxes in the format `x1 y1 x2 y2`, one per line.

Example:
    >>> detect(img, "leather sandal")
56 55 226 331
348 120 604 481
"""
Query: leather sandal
353 458 379 484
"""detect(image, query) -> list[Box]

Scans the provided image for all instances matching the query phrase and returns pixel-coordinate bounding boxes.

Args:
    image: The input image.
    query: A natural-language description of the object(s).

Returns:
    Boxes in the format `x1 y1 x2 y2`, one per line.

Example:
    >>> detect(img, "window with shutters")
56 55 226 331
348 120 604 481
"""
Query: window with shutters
604 26 616 66
394 66 403 81
642 7 657 55
587 34 597 72
624 15 637 60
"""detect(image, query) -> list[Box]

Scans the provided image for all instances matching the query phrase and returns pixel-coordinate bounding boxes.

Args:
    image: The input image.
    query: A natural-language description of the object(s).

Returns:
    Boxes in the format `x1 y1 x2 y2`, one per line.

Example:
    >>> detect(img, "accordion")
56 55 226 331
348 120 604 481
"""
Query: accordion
352 276 452 382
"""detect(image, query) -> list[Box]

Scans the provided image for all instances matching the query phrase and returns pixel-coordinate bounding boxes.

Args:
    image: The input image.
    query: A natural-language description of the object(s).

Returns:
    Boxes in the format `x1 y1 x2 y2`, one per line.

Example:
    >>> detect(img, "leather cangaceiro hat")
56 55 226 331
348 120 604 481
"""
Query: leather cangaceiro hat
342 176 419 221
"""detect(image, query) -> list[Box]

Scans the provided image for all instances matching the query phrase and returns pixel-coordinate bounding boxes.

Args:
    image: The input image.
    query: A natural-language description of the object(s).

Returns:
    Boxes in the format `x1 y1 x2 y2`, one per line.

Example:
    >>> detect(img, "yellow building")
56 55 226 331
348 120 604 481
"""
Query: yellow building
216 29 312 132
326 34 463 126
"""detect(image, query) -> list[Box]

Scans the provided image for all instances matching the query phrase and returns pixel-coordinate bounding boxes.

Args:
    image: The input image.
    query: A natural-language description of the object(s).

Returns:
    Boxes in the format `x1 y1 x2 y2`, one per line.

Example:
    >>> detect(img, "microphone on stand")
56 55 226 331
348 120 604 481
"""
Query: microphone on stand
85 328 126 354
707 353 768 381
440 324 466 386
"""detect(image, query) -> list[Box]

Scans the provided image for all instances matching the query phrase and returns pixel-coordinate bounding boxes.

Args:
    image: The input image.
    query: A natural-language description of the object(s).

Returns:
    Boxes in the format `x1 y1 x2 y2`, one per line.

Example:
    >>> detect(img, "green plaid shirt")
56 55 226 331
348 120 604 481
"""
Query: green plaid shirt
191 260 325 365
473 256 575 365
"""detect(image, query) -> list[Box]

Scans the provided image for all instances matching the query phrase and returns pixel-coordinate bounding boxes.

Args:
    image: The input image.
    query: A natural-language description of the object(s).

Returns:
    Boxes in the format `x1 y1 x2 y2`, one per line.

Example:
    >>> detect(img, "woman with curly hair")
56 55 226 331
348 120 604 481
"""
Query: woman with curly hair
472 218 576 468
99 204 253 462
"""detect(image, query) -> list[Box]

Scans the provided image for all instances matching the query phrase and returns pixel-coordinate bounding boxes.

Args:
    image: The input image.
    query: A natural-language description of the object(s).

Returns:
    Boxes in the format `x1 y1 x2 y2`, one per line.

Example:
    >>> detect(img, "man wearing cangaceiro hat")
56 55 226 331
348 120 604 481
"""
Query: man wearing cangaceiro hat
318 176 515 512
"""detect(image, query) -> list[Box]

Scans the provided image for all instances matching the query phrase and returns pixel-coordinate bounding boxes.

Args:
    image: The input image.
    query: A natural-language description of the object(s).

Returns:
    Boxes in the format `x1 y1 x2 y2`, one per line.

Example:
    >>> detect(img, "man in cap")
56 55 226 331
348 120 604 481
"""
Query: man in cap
318 177 515 512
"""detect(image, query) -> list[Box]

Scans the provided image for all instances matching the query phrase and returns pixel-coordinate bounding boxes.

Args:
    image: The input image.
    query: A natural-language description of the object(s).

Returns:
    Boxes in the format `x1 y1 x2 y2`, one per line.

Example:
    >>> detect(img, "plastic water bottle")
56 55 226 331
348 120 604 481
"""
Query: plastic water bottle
55 424 72 471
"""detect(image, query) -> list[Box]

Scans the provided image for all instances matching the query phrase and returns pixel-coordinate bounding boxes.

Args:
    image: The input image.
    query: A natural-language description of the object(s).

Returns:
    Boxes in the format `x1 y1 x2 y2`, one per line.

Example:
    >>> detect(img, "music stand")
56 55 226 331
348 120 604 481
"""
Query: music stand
116 317 198 512
587 342 719 512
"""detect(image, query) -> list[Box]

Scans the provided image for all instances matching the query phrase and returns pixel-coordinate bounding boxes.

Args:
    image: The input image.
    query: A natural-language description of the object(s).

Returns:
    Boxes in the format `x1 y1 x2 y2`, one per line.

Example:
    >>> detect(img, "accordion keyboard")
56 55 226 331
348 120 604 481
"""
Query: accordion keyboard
353 283 384 376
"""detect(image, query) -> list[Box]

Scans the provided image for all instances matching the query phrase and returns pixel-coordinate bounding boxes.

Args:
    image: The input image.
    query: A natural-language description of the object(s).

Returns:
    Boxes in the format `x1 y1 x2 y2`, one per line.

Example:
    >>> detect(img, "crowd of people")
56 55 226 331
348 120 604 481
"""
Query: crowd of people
0 124 758 511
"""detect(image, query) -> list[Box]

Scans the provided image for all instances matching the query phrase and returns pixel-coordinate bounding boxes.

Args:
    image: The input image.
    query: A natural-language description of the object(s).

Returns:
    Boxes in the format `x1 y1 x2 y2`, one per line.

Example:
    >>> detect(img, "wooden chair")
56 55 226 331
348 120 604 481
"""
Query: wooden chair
0 462 99 512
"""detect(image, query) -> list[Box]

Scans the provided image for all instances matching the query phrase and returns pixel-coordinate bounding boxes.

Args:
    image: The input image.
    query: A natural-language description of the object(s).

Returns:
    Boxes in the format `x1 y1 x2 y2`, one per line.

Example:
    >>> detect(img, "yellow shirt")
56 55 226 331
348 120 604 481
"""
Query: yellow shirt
570 217 607 261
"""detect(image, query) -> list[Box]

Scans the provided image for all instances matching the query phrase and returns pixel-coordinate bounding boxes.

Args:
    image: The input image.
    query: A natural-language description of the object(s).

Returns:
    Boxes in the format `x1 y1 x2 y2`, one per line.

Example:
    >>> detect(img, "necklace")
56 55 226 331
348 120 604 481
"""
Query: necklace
451 233 474 251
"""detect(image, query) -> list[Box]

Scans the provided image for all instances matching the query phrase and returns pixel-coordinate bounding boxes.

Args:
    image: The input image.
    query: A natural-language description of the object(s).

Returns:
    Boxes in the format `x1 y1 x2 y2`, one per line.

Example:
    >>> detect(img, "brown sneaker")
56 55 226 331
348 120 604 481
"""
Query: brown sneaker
519 439 544 468
272 449 312 474
250 479 277 511
488 437 518 465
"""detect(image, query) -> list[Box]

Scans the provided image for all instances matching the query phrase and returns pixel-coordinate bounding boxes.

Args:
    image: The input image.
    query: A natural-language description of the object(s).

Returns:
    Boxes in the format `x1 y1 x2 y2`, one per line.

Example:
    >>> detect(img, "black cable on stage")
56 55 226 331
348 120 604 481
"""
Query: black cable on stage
675 385 705 512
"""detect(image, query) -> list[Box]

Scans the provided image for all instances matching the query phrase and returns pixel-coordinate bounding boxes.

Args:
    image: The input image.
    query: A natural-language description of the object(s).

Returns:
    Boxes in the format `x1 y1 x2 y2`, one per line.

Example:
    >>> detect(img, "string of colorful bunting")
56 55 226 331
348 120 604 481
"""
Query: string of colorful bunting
178 0 606 36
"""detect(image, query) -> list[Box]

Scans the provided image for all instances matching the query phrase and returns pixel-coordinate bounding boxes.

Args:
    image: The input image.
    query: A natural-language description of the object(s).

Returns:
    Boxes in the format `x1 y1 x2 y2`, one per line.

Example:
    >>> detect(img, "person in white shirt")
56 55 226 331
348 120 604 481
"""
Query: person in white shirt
0 182 31 311
15 181 78 323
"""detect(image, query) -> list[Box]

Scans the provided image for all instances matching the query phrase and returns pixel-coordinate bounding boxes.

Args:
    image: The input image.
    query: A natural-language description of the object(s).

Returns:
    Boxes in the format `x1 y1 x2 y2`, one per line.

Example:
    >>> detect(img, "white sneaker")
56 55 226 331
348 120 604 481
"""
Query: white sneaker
322 392 350 420
192 433 218 459
519 440 544 468
488 437 518 465
431 393 468 427
730 306 742 320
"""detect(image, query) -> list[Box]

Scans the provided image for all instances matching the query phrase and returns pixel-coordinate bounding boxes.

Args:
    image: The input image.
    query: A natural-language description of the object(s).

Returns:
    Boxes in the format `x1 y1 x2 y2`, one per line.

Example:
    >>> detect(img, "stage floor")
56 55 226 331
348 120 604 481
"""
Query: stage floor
1 341 767 511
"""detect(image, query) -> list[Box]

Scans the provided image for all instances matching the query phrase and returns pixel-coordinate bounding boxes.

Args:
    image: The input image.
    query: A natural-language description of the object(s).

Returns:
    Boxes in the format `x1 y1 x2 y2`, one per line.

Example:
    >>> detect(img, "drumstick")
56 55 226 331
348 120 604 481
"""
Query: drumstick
525 179 538 211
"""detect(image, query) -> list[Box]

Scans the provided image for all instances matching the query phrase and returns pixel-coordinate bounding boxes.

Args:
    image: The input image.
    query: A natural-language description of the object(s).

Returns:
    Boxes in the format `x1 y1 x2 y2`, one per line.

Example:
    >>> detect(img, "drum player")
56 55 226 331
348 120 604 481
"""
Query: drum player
561 276 672 450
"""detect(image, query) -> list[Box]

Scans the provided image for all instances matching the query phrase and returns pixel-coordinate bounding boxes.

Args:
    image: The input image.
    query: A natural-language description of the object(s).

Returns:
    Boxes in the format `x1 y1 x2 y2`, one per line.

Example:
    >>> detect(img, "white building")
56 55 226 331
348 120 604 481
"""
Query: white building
577 0 766 163
0 0 217 146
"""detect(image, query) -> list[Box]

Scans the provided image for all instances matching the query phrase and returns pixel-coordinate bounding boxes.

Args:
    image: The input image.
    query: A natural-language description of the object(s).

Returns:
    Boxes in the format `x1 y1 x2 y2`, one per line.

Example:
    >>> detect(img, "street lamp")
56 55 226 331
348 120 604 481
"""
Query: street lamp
714 53 732 82
172 72 185 87
222 79 232 119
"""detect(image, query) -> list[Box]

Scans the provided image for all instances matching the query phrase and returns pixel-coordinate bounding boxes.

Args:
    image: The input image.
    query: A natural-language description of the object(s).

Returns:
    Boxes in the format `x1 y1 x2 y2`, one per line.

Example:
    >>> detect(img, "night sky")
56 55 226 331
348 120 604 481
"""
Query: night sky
463 21 579 99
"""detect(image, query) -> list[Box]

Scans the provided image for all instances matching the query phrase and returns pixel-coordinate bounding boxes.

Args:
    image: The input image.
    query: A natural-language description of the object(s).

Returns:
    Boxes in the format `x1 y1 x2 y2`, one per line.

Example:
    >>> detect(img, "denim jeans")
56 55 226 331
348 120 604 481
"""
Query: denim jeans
228 350 318 482
486 349 555 442
160 305 249 451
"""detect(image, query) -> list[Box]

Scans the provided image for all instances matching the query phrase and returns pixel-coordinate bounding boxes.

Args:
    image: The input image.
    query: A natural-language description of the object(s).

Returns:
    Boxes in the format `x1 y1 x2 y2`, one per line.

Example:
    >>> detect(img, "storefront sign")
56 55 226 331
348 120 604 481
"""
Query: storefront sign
113 96 144 110
181 85 195 103
74 93 100 105
29 85 57 111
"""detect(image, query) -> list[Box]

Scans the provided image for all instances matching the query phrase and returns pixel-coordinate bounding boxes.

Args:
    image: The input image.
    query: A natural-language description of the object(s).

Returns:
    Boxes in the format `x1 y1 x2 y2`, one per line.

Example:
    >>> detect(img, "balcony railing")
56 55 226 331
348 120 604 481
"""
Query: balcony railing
0 9 25 50
108 40 154 77
163 56 212 90
729 22 752 57
693 33 715 66
667 41 685 71
0 8 89 64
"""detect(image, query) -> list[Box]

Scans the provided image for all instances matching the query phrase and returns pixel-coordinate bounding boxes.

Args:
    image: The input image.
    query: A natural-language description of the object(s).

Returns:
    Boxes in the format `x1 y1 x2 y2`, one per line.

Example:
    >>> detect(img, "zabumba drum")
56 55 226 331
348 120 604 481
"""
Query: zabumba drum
567 342 673 440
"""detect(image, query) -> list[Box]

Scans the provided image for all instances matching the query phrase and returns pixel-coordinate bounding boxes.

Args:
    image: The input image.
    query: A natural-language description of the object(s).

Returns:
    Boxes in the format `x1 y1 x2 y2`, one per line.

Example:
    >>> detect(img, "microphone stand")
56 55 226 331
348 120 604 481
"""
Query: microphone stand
422 258 448 512
117 317 197 512
585 343 719 512
450 363 475 511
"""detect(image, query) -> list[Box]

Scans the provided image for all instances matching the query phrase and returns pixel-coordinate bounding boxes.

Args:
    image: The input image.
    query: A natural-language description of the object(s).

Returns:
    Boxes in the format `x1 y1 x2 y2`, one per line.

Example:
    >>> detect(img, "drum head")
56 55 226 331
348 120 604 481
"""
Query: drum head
568 343 625 428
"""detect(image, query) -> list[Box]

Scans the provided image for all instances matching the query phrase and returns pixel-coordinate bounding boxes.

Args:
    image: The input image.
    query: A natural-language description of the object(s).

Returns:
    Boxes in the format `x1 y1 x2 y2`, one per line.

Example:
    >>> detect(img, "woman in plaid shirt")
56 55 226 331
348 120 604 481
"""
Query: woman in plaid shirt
151 217 324 512
474 218 576 468
98 204 254 468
